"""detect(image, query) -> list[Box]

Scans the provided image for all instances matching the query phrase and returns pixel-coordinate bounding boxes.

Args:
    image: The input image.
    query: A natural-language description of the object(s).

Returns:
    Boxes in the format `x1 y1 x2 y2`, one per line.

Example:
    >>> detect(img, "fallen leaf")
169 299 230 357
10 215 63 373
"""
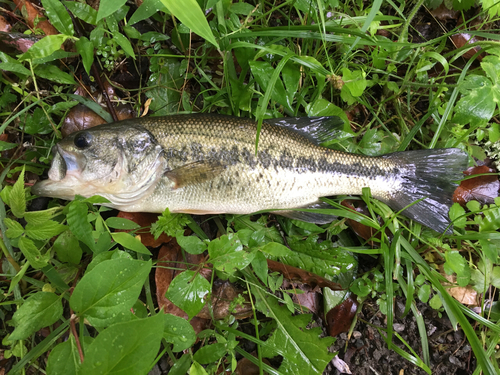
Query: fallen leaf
290 283 320 313
13 0 58 36
0 15 11 32
197 279 252 320
326 295 358 337
430 3 459 21
61 103 134 137
453 165 500 205
235 356 272 375
341 200 382 244
442 272 478 305
0 31 40 54
267 259 343 291
116 211 171 248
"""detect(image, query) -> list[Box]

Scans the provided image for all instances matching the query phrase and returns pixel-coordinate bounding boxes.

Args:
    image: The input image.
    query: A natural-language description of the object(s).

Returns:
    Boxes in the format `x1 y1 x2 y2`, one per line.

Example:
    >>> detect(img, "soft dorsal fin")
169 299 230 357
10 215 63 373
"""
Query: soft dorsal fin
165 160 226 188
264 116 346 145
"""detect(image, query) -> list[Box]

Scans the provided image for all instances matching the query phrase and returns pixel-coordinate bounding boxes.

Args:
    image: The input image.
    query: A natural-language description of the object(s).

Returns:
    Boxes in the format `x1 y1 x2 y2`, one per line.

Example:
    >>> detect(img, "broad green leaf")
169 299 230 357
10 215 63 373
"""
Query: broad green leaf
255 290 335 374
166 270 210 319
96 0 128 21
341 67 367 97
449 203 466 229
444 250 471 287
249 60 293 112
9 166 26 218
19 35 72 61
176 232 207 255
208 233 255 274
67 201 95 251
23 207 61 225
9 292 63 340
491 267 500 289
4 218 24 238
63 1 98 24
454 75 497 125
129 0 166 25
193 343 227 364
163 313 196 352
41 0 74 35
46 336 85 375
158 0 219 48
79 314 164 375
111 232 151 255
0 140 16 151
190 361 209 375
86 250 132 273
53 231 83 264
105 217 140 230
75 36 94 74
70 258 151 327
18 237 50 269
35 64 76 84
417 284 431 303
0 62 30 76
112 32 135 58
25 220 67 240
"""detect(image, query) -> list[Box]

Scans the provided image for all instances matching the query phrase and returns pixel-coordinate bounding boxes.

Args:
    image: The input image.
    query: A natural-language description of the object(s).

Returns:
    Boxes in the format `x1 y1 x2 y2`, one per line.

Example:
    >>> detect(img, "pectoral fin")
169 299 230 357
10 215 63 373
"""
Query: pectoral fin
165 160 226 188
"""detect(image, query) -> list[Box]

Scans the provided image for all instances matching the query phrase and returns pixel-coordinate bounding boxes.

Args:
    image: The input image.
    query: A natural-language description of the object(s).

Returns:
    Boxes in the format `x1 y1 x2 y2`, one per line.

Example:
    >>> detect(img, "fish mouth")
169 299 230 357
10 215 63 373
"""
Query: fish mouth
32 145 85 199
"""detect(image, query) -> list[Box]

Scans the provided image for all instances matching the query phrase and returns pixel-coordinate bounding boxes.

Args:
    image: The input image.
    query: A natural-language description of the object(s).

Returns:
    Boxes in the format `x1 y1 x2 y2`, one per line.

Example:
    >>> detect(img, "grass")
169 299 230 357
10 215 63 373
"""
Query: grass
1 0 500 374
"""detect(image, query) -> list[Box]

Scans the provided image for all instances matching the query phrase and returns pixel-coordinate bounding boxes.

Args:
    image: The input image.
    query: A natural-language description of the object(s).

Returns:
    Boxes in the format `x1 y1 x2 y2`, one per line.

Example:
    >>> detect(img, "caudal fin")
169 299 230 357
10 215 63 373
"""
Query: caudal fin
380 148 468 234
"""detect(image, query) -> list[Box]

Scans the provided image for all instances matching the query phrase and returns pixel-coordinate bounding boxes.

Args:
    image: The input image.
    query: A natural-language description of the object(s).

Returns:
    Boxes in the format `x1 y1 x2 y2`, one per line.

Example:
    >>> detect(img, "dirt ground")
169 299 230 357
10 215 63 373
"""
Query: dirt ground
327 297 474 375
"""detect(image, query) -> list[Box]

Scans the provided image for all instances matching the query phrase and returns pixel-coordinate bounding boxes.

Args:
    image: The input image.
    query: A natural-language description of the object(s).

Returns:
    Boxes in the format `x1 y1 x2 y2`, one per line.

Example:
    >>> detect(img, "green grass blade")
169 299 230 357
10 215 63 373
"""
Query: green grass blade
158 0 219 48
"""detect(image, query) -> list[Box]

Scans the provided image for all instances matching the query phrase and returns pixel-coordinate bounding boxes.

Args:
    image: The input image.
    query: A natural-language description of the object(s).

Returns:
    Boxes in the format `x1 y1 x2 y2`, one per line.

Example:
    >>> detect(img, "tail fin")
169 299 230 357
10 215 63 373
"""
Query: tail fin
380 148 468 234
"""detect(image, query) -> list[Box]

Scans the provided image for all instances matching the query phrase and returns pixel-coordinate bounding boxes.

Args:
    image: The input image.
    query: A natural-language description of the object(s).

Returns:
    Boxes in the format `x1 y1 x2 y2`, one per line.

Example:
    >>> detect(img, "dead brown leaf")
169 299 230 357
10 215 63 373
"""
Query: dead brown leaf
0 15 11 32
235 357 271 375
13 0 58 36
197 280 252 320
116 211 171 248
441 270 478 305
453 165 500 205
267 259 343 290
326 295 358 337
61 103 134 137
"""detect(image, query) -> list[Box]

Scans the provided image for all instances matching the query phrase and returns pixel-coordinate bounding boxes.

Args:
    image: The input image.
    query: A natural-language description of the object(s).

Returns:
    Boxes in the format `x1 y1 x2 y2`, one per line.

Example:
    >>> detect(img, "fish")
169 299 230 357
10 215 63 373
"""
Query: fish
32 114 469 233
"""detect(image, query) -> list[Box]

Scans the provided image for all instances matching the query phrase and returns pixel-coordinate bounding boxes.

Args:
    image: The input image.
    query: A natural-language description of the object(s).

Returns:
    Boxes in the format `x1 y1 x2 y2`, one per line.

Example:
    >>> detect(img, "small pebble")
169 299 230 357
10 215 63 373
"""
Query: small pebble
446 333 454 342
352 331 362 339
449 355 461 366
427 325 437 336
393 323 405 332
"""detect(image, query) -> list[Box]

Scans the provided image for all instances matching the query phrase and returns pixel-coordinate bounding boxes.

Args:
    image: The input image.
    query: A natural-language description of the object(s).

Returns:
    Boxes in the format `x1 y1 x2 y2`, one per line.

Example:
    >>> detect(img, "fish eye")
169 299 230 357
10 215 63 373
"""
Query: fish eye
74 132 92 149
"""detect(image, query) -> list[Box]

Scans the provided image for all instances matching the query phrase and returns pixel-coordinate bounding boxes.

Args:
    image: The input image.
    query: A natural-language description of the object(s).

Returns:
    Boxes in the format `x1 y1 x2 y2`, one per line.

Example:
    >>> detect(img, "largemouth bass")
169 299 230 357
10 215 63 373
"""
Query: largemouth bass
32 114 468 233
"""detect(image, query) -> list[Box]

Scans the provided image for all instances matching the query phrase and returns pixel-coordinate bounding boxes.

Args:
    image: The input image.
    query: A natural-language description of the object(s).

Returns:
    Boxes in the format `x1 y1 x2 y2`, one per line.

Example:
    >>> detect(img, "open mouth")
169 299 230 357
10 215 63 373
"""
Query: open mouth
31 145 84 199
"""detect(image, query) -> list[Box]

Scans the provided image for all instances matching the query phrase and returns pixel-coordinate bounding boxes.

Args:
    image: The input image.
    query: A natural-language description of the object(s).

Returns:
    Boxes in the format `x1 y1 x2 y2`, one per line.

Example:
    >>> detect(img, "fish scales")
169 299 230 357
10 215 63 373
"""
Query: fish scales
134 114 399 214
32 114 469 233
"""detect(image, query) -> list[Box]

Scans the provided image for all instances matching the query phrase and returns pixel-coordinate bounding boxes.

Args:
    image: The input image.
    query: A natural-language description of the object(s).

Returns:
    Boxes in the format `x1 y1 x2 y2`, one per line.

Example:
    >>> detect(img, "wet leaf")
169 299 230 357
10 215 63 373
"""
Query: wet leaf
256 295 335 374
326 295 358 337
67 201 95 251
46 336 86 375
53 231 82 264
16 0 59 36
166 270 211 320
453 165 499 205
70 258 152 327
193 343 227 364
158 0 219 48
10 292 63 340
18 237 50 269
41 0 74 36
63 1 98 24
25 220 67 240
79 313 164 374
209 233 255 275
75 36 93 74
19 34 71 61
9 166 25 218
111 232 151 255
163 313 196 352
96 0 127 21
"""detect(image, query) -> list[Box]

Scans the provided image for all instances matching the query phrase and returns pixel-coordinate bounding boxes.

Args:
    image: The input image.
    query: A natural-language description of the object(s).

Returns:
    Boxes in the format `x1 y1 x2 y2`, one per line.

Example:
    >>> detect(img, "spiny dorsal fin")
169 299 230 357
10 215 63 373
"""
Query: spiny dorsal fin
165 160 226 188
264 116 346 145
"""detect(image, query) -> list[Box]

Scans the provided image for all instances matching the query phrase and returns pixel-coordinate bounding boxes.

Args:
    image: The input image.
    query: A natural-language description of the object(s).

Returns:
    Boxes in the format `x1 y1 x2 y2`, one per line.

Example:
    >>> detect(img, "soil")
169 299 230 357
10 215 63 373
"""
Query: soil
326 297 474 375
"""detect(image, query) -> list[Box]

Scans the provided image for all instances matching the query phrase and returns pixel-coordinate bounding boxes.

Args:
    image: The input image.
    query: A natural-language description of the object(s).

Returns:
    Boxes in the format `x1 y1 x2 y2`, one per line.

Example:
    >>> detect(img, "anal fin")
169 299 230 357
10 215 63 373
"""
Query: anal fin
272 202 337 224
